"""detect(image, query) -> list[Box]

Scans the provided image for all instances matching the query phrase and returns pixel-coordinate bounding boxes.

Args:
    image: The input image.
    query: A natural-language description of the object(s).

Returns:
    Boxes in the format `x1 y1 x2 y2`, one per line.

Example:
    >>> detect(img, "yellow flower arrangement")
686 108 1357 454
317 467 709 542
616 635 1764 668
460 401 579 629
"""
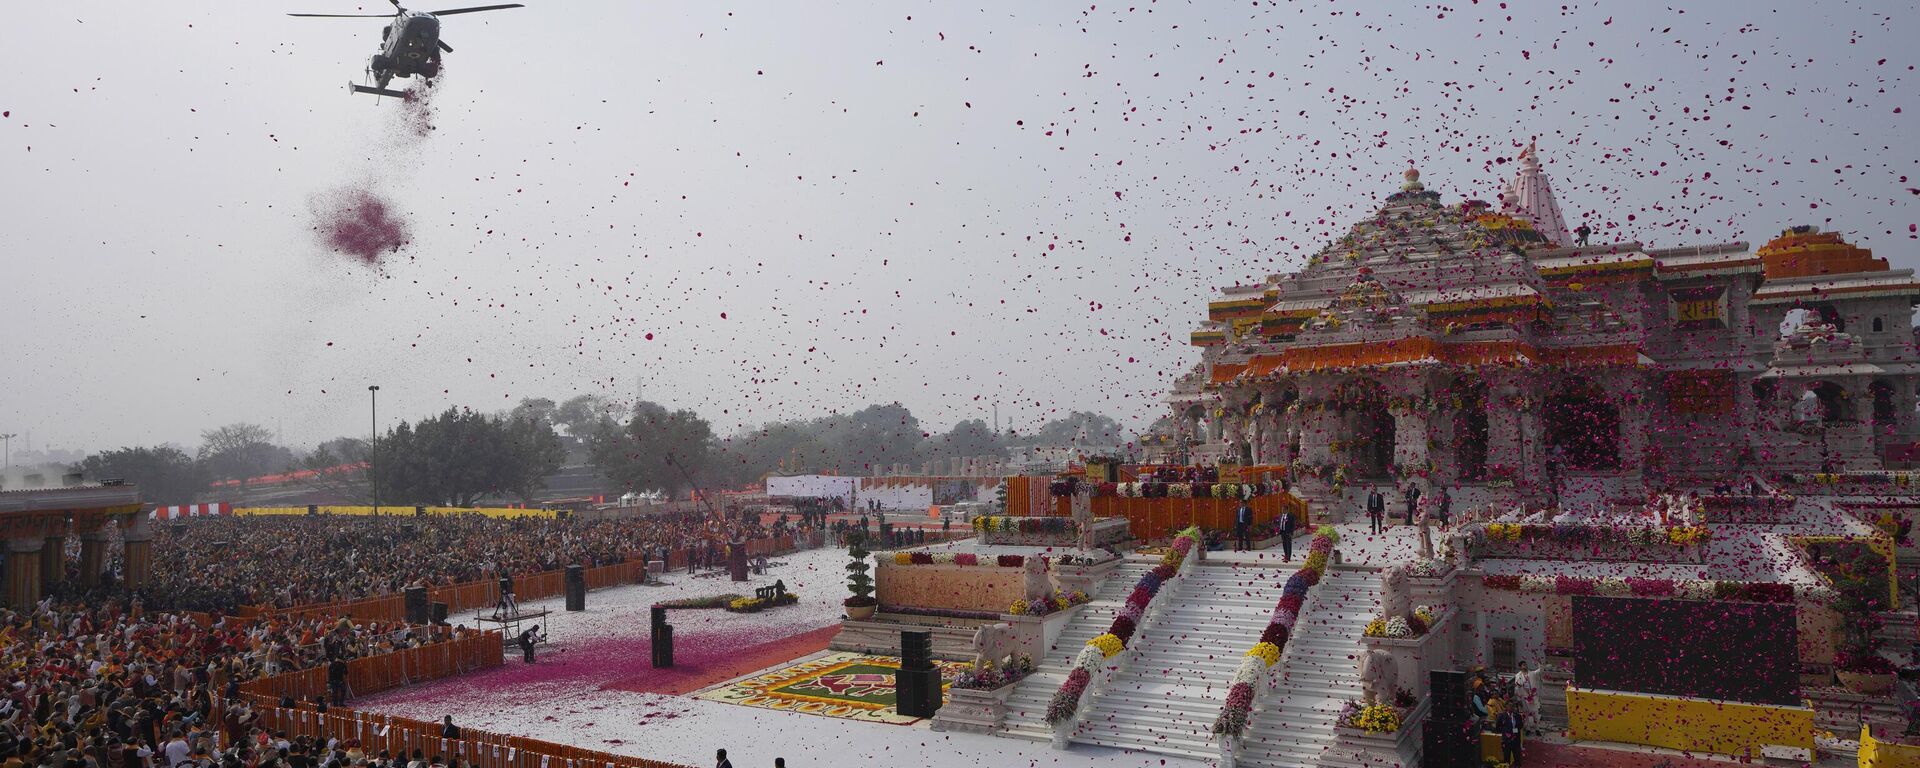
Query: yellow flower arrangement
1363 618 1388 638
1666 525 1710 547
1350 703 1401 734
1487 523 1523 542
1008 599 1030 615
893 552 913 565
1414 608 1435 626
1304 551 1328 573
1247 642 1281 667
728 597 756 611
1089 633 1125 658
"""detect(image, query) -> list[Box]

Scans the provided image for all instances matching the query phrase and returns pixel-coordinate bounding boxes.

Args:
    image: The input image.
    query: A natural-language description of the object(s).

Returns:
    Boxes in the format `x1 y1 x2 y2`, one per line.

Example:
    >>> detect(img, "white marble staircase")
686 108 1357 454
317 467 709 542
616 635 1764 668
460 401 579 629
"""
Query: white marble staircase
1236 568 1380 768
1069 561 1295 760
1000 557 1158 741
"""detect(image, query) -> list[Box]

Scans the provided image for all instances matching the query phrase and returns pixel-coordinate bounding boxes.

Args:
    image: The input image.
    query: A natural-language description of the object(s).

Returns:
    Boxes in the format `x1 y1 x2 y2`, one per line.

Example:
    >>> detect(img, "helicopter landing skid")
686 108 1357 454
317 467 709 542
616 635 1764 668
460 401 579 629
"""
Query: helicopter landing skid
349 82 410 99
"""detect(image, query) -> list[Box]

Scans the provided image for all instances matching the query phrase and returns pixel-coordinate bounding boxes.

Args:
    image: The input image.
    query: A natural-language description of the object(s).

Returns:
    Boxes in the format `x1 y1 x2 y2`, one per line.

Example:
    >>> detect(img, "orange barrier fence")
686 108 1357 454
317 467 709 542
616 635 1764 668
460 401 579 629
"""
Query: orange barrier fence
251 703 692 768
1001 475 1307 540
240 632 505 703
262 535 802 626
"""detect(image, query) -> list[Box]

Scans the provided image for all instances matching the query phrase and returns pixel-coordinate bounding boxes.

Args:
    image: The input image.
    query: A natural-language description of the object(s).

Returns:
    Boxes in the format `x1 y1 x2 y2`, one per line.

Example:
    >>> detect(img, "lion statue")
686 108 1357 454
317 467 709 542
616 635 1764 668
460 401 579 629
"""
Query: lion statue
1358 648 1399 707
970 622 1020 671
1380 563 1412 620
1023 555 1052 604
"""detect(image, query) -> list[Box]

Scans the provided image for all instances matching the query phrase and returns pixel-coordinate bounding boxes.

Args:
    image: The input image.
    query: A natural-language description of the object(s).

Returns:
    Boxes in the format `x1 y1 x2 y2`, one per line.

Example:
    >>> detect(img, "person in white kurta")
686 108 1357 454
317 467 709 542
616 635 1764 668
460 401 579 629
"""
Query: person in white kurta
1514 660 1544 734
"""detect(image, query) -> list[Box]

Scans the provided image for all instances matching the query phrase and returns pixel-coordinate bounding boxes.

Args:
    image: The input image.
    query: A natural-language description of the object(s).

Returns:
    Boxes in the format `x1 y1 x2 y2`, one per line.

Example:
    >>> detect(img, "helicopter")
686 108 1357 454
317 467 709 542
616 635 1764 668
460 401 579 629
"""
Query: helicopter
291 0 523 99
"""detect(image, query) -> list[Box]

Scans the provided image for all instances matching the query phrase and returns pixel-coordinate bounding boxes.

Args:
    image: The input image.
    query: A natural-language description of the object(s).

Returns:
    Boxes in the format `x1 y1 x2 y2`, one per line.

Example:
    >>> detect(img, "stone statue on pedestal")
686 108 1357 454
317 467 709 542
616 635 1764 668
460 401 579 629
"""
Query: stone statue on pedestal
1380 563 1412 620
970 622 1019 670
1072 486 1094 553
1358 648 1399 707
1445 527 1473 571
1022 556 1052 604
1416 512 1434 561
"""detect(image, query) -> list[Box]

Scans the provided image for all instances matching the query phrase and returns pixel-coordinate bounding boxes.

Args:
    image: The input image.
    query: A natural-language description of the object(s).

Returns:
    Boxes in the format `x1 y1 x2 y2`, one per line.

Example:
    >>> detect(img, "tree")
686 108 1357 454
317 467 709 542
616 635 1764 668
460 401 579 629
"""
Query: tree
371 408 564 506
843 534 875 608
501 413 566 503
510 397 558 426
198 423 294 482
587 402 714 498
1013 411 1126 449
817 403 924 473
555 394 625 440
74 447 208 505
298 437 372 502
923 419 1006 461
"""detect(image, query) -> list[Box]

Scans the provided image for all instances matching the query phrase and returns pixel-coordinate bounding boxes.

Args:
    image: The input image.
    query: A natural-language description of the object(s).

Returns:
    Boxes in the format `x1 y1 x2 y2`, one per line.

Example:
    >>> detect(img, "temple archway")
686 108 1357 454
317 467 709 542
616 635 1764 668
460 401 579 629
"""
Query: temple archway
1811 381 1851 423
1449 377 1490 480
1339 379 1395 478
1545 376 1621 470
1871 380 1895 427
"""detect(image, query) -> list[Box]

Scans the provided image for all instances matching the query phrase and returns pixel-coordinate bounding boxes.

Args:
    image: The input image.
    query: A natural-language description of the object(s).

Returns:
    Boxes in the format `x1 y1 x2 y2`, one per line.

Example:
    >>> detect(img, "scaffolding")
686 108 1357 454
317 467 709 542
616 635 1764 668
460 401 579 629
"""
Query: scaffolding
476 608 550 648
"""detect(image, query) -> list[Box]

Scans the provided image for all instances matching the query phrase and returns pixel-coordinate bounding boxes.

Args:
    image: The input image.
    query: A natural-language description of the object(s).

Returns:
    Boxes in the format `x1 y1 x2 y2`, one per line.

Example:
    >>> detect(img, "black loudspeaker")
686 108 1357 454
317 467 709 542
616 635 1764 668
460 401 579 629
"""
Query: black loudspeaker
894 667 942 718
414 505 427 517
650 607 674 668
1420 716 1480 768
900 631 933 671
564 565 586 611
430 602 449 624
1429 669 1469 721
404 586 430 625
307 505 318 516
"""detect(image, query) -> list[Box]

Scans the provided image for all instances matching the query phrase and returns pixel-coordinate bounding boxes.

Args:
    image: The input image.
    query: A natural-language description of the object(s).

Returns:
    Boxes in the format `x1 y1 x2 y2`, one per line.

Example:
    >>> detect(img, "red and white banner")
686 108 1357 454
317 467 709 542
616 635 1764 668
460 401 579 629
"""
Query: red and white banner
151 503 231 520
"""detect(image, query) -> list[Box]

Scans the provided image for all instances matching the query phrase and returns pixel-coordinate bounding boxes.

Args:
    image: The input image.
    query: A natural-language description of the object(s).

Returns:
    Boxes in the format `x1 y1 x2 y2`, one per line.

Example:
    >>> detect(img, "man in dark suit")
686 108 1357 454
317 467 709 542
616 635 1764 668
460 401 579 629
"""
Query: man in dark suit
1402 484 1421 526
1234 501 1254 551
1366 489 1386 534
1278 507 1297 561
1495 704 1524 765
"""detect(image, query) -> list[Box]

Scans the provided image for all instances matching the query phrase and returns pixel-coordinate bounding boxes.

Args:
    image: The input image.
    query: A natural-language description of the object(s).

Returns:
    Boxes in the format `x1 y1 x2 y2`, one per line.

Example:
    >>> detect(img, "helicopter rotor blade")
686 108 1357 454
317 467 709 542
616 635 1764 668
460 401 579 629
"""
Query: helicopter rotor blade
438 40 454 52
427 4 523 15
288 12 397 17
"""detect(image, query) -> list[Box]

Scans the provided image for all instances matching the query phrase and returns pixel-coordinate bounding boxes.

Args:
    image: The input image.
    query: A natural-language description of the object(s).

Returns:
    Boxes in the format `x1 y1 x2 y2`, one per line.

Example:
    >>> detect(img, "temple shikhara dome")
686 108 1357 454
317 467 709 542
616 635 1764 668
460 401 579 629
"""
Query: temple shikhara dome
1164 144 1920 490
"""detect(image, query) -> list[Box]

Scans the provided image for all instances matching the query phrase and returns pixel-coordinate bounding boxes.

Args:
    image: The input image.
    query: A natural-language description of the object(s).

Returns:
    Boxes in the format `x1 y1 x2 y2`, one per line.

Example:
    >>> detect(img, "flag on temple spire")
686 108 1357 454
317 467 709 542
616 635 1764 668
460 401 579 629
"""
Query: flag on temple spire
1499 141 1572 247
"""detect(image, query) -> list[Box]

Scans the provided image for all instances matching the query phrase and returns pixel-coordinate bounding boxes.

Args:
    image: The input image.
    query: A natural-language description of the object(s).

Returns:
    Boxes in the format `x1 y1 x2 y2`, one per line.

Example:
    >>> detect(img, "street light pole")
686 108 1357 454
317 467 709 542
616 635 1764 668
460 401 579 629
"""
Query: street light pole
0 434 14 469
369 386 380 515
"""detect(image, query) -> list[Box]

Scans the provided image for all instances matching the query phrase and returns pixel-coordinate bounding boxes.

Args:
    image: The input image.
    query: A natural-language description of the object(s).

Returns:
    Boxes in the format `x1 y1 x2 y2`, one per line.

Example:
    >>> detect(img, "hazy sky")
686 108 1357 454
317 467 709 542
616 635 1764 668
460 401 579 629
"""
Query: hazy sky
2 0 1913 454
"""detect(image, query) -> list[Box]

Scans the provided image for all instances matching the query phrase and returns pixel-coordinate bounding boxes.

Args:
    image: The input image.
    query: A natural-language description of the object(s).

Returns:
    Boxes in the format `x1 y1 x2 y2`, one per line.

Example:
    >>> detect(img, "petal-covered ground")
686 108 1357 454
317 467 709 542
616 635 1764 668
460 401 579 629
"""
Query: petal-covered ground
357 544 1210 768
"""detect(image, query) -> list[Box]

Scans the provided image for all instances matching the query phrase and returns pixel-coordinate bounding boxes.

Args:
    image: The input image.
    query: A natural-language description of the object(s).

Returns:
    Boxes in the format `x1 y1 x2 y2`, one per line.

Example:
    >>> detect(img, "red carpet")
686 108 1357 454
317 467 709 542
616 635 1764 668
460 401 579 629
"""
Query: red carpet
600 624 842 697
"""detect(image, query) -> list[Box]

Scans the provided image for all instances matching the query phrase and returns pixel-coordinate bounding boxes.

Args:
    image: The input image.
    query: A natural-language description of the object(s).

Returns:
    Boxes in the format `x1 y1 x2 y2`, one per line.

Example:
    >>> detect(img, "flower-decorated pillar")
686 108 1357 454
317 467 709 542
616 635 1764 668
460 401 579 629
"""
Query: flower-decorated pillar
78 527 111 586
6 538 43 608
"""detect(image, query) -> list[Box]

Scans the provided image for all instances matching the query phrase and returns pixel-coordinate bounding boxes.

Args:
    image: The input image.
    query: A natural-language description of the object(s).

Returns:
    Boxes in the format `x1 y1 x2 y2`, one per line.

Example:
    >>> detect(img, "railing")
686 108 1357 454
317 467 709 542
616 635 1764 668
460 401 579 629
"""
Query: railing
250 701 692 768
240 631 505 703
256 535 803 625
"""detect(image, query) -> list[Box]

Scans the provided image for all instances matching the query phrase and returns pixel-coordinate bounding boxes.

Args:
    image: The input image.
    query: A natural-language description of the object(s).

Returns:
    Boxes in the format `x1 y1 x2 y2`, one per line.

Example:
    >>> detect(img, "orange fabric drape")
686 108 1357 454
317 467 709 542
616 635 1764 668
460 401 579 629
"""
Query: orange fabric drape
1048 494 1306 539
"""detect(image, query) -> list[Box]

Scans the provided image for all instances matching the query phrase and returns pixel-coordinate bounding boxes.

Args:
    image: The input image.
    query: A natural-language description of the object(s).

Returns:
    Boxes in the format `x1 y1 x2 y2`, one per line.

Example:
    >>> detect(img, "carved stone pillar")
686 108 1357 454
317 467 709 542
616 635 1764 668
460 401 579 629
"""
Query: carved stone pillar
7 538 43 607
40 536 63 588
1391 406 1430 474
122 515 154 589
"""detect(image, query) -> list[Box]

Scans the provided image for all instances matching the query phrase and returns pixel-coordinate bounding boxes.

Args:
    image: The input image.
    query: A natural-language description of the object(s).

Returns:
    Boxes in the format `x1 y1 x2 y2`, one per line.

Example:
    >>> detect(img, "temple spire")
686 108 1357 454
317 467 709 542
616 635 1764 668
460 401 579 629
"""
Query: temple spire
1500 141 1572 247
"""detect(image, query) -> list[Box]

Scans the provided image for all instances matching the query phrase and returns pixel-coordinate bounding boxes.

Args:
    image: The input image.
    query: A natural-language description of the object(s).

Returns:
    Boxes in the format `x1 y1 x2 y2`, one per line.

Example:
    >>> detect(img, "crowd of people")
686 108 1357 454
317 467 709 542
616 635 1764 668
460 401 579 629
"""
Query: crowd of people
143 512 781 615
0 588 449 768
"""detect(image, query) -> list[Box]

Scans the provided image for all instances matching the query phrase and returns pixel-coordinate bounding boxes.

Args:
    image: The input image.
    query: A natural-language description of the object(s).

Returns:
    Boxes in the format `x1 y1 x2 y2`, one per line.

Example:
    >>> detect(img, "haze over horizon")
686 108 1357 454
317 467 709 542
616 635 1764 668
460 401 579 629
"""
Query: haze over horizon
2 0 1913 454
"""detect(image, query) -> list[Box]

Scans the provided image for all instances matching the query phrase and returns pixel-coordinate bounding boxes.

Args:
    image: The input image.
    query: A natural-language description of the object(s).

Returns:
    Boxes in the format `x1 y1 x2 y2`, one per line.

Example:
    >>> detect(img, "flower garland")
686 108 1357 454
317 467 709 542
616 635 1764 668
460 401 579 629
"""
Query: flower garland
1363 605 1438 639
1009 589 1092 616
1335 701 1406 734
1044 528 1202 726
1211 526 1341 737
973 516 1077 535
725 590 799 613
1480 573 1824 603
1479 522 1712 550
887 551 1027 567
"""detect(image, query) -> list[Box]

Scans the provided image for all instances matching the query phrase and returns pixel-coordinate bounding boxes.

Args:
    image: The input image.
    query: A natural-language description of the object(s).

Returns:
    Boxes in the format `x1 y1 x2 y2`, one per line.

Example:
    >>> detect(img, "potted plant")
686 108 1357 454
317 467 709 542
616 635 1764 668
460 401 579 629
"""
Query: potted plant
1832 557 1896 695
844 533 878 620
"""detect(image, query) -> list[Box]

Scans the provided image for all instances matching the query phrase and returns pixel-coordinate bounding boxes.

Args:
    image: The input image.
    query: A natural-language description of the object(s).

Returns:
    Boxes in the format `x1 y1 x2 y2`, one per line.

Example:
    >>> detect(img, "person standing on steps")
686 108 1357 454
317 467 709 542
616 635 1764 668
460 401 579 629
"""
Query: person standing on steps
713 750 733 768
1233 499 1254 552
1401 483 1421 526
1435 485 1452 528
1366 488 1386 535
1278 506 1297 561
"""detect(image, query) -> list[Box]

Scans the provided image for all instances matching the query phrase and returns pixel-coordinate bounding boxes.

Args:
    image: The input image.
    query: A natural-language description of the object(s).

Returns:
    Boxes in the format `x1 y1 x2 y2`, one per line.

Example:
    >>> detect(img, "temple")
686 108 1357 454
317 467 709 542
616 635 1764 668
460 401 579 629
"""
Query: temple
1161 146 1920 511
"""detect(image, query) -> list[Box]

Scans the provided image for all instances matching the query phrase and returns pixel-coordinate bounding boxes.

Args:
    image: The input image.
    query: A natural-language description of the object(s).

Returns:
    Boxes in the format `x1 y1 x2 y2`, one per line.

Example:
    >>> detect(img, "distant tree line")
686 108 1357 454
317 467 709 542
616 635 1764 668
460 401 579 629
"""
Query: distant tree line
70 391 1131 505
